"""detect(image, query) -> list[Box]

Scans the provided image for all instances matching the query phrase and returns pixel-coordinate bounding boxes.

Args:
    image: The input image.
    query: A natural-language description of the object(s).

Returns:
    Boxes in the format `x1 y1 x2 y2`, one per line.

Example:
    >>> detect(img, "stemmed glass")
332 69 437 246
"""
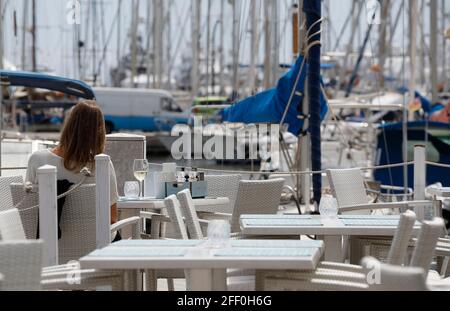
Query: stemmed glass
133 159 149 199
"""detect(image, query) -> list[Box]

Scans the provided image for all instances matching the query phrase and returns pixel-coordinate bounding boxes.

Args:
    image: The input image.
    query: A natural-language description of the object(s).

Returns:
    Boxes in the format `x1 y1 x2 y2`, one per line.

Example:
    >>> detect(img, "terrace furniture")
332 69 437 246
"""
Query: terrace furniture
80 239 324 291
0 208 126 291
0 176 23 211
204 174 242 214
0 273 3 291
264 217 445 291
0 240 43 291
327 168 439 262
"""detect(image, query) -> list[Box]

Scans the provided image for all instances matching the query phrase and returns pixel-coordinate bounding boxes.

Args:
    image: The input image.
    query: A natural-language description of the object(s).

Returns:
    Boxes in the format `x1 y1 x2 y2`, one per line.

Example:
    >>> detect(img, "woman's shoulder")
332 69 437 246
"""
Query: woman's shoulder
29 149 60 164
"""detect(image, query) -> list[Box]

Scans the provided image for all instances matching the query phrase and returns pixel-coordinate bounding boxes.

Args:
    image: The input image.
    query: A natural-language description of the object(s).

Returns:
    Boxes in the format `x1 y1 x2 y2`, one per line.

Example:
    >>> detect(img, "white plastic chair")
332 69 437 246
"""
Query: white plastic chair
0 240 43 291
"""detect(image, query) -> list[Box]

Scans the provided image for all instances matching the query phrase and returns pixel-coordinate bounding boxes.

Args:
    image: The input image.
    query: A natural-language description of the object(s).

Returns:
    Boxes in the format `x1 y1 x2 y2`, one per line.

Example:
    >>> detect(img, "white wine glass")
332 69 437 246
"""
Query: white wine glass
133 159 149 199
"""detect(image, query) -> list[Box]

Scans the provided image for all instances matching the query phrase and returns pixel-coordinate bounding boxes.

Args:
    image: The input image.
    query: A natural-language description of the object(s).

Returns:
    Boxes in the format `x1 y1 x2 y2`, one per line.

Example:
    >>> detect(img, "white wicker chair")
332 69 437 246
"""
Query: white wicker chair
260 210 418 290
205 174 242 214
0 273 3 291
0 208 126 291
230 179 285 233
327 168 438 263
0 176 23 211
0 240 43 291
10 183 40 239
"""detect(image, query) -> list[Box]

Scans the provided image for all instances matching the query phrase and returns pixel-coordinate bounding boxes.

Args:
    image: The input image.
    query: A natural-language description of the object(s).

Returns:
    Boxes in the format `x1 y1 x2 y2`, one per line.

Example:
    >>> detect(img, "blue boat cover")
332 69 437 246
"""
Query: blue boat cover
219 56 328 135
0 70 95 99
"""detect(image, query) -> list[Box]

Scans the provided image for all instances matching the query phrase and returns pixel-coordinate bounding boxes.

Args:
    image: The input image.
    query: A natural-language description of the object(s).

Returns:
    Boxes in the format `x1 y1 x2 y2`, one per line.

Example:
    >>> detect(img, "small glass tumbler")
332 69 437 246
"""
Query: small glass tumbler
207 220 231 248
319 195 339 218
124 181 140 199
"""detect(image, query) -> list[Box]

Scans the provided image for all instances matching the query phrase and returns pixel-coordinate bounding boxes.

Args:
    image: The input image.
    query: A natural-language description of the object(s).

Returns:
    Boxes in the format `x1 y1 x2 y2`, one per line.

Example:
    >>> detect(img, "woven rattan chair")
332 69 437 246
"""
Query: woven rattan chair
205 174 242 214
0 208 126 291
0 240 43 291
0 176 23 211
261 211 419 290
327 168 438 263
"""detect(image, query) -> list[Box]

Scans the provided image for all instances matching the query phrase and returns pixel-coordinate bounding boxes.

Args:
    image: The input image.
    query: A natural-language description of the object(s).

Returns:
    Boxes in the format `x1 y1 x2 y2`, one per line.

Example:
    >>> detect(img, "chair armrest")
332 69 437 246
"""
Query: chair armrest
111 216 141 239
318 262 364 273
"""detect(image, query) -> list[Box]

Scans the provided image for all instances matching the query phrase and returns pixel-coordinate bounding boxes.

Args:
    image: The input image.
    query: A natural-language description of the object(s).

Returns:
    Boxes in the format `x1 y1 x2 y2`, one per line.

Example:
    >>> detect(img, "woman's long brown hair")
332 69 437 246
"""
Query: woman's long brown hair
59 100 106 172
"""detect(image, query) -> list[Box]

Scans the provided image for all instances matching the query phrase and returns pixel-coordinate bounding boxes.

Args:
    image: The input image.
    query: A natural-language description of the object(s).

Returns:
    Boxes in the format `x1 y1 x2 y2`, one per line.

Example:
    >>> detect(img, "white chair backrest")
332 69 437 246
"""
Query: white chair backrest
0 240 43 291
9 183 99 264
387 210 417 265
164 195 189 240
205 174 241 213
231 178 284 233
361 257 428 291
0 273 3 291
0 176 23 211
58 184 97 264
177 189 203 239
10 183 39 239
327 168 369 208
410 217 445 273
0 209 27 240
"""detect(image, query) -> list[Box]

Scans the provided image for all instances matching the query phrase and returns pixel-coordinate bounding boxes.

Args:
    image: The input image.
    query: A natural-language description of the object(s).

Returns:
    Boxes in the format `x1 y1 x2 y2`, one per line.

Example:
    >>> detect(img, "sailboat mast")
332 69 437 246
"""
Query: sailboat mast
248 0 258 94
191 0 201 96
31 0 37 72
154 0 164 89
166 1 172 89
117 0 122 79
430 0 438 103
0 0 3 70
270 0 279 85
379 0 391 89
442 0 447 88
263 0 271 88
21 0 28 70
231 0 240 97
219 0 225 95
130 0 139 88
206 0 212 94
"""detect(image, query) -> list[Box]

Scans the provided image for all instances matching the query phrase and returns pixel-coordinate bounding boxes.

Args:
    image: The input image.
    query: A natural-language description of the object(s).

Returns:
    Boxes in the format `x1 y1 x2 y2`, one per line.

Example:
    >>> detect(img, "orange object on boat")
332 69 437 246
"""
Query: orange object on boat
430 102 450 123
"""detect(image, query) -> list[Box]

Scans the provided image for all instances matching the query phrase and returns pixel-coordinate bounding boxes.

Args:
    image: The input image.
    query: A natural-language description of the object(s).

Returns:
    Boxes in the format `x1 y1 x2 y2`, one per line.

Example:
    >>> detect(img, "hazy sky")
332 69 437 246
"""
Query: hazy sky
1 0 443 84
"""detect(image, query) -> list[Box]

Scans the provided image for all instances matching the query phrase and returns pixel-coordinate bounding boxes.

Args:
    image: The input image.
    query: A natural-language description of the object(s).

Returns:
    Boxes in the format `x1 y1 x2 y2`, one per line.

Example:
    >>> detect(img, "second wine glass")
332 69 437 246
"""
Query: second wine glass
133 159 149 198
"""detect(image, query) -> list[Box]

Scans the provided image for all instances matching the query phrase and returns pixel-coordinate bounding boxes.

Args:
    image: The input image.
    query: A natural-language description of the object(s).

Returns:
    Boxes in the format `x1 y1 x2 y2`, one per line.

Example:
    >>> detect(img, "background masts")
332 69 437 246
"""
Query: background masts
219 0 225 96
429 0 438 103
248 0 258 94
191 0 201 96
130 0 139 88
154 0 164 89
31 0 37 72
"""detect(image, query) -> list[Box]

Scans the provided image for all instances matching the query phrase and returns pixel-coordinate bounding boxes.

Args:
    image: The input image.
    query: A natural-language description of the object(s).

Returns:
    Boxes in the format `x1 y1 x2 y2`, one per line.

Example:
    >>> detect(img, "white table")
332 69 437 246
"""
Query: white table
118 197 230 238
80 239 324 291
240 215 421 262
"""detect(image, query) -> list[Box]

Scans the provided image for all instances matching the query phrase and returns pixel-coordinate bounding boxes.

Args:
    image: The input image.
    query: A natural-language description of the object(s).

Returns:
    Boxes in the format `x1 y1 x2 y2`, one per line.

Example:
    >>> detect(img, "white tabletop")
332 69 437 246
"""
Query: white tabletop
117 197 230 213
80 239 324 271
240 214 421 237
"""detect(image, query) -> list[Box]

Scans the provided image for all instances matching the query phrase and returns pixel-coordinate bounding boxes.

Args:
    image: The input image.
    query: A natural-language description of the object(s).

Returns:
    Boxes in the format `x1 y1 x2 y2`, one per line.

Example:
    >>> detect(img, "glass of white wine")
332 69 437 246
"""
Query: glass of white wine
133 159 149 199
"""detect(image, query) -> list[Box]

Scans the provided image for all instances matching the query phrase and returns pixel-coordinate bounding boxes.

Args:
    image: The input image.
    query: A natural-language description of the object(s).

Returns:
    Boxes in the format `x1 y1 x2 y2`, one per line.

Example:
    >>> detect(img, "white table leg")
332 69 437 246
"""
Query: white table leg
185 269 213 291
324 235 344 262
212 269 227 291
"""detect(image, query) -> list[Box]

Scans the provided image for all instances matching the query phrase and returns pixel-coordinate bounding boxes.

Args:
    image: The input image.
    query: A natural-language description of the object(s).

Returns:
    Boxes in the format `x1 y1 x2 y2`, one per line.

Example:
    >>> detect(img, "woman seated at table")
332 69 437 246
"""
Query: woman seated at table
25 100 119 229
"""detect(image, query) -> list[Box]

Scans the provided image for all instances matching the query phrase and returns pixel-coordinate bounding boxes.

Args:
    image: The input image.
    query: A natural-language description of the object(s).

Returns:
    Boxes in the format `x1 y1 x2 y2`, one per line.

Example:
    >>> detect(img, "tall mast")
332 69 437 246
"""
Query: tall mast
206 0 212 94
191 0 201 96
130 0 139 88
0 0 4 70
270 0 279 85
248 0 258 94
145 0 152 88
166 1 172 89
117 0 122 80
379 0 391 89
263 0 271 88
219 0 225 95
154 0 164 89
441 0 447 90
31 0 37 72
21 0 29 70
429 0 438 103
231 0 240 97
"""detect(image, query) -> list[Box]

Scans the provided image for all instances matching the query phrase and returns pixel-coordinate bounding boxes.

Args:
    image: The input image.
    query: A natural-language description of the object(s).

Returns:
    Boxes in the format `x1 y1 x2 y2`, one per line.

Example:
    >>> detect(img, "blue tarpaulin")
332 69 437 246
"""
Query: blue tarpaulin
220 55 328 135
